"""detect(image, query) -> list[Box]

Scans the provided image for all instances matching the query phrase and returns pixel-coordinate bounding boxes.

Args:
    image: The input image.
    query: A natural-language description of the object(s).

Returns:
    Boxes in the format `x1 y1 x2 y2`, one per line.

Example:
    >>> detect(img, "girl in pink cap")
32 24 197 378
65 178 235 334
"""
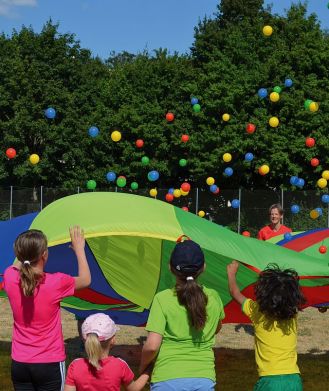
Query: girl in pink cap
4 226 91 391
64 313 150 391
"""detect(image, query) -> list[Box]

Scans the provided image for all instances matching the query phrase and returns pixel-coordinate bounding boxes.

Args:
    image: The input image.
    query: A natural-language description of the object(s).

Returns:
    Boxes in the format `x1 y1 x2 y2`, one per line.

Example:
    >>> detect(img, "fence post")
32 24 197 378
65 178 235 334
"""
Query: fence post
237 188 241 233
195 188 199 214
9 186 13 220
40 186 43 210
281 188 284 225
77 187 80 194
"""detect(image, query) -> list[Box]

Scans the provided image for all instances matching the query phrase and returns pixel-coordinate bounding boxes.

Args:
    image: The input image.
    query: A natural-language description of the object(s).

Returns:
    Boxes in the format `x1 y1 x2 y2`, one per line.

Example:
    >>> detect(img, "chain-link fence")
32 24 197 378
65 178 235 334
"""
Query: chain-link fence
1 187 328 237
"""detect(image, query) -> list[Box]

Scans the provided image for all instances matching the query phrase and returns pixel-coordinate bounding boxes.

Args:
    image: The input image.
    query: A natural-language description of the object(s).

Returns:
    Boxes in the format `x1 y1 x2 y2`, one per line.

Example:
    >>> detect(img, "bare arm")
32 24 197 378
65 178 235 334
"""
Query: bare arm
227 261 246 305
70 226 91 290
125 373 150 391
64 385 76 391
139 332 163 374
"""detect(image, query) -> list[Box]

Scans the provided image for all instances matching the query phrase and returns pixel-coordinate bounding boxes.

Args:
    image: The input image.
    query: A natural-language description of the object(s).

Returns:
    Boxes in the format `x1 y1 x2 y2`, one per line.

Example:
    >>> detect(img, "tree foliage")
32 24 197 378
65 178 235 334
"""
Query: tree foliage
0 2 329 191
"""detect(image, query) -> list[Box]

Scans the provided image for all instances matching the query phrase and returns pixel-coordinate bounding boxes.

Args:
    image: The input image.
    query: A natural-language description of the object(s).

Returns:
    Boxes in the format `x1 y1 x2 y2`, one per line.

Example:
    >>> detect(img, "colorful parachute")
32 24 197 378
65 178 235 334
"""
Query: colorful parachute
1 192 329 325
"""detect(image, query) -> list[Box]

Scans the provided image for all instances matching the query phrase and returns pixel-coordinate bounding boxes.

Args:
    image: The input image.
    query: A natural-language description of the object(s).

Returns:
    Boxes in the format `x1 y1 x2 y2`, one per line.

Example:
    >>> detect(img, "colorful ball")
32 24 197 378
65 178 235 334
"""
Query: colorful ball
258 88 268 99
269 117 279 127
246 123 256 134
297 178 305 188
316 178 328 189
209 184 218 193
242 231 251 237
116 176 126 187
141 156 150 165
191 97 199 105
45 107 56 119
284 232 292 241
180 189 189 196
305 137 315 147
285 78 293 88
309 102 319 112
106 171 116 182
290 176 299 186
130 182 139 190
180 182 191 192
224 167 233 177
88 126 99 138
222 113 230 122
165 193 174 202
262 25 273 36
193 104 201 113
181 134 189 143
245 152 254 161
319 245 327 254
231 199 240 209
166 112 175 122
198 210 205 218
304 99 313 110
6 148 16 159
259 164 270 175
149 188 157 197
310 209 319 219
291 204 300 214
111 130 121 142
148 170 159 181
206 177 215 186
273 86 282 94
29 154 40 165
321 194 329 204
179 159 187 167
223 153 232 163
182 206 189 212
322 171 329 180
311 158 319 167
86 180 96 190
269 92 280 102
135 139 144 148
173 189 181 198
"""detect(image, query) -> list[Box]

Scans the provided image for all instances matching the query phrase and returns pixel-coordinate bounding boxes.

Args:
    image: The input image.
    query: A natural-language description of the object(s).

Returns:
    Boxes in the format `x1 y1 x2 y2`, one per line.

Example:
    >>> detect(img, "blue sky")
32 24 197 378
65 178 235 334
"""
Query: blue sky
0 1 328 59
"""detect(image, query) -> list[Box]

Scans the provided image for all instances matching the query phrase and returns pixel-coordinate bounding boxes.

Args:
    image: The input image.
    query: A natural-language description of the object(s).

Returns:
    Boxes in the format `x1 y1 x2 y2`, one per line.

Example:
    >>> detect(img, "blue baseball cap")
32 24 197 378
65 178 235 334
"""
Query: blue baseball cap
170 237 205 273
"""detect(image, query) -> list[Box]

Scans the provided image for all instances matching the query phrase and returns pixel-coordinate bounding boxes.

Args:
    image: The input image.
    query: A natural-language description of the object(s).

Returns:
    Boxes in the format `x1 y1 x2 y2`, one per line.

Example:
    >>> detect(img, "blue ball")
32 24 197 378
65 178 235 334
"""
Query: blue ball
297 178 305 188
191 97 199 105
284 78 293 88
291 204 300 214
245 152 254 162
209 184 218 193
148 170 159 181
45 107 56 119
290 176 299 186
168 188 174 194
258 88 268 99
321 194 329 204
284 232 292 241
231 199 240 209
88 126 99 138
224 167 233 177
315 207 323 216
106 171 116 182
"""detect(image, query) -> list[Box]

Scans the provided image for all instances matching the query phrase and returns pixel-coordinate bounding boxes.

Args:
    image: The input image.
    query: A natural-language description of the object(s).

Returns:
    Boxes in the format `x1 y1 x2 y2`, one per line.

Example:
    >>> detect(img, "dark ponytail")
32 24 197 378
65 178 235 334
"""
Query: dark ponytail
172 268 208 330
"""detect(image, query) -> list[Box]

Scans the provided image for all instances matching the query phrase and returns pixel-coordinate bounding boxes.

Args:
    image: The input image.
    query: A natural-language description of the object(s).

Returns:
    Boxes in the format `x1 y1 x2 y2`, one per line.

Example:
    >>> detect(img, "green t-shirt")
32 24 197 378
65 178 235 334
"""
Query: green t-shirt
145 286 225 382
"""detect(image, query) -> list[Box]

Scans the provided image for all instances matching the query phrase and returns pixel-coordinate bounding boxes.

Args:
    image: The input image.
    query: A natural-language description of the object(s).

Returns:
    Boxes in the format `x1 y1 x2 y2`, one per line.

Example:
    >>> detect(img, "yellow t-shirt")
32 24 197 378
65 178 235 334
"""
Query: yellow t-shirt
242 298 300 377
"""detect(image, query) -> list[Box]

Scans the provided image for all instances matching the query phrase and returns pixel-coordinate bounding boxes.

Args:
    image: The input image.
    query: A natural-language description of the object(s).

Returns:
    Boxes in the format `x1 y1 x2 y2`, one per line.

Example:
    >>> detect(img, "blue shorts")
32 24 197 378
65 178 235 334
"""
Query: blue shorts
151 378 215 391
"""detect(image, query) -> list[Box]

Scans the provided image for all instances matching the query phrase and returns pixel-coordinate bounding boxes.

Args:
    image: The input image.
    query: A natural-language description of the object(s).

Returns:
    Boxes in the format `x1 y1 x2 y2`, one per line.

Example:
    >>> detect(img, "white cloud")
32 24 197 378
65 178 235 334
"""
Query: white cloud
0 0 37 17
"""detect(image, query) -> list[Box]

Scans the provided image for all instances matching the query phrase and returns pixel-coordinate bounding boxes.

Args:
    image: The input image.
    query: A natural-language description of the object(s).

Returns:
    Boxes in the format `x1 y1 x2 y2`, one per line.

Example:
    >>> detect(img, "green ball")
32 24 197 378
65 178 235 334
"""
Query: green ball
193 103 201 113
179 159 187 167
86 179 96 190
116 176 126 187
141 156 150 165
304 99 312 109
130 181 138 190
273 86 282 94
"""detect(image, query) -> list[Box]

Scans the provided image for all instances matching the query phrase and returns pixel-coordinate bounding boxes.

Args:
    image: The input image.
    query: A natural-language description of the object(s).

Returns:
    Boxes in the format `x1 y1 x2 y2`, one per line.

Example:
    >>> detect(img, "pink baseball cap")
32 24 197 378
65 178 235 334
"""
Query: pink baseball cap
82 313 119 341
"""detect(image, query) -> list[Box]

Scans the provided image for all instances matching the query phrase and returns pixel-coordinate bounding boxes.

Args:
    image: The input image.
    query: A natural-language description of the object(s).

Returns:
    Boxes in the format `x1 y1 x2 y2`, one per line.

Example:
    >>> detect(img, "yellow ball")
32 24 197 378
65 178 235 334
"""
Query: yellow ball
260 164 270 175
310 209 319 219
322 171 329 180
173 189 181 198
111 130 121 142
206 177 215 186
269 92 280 102
29 154 40 165
198 210 205 218
223 153 232 163
309 102 319 112
180 189 189 196
222 113 230 122
263 25 273 36
317 178 328 189
269 117 279 128
149 188 157 197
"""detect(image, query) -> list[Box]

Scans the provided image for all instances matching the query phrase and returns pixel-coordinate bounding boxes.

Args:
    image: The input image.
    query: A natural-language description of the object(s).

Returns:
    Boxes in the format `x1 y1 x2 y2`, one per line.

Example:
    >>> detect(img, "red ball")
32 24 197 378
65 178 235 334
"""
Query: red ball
213 187 220 195
242 231 251 237
305 137 315 148
181 134 189 143
6 148 16 159
135 139 144 148
258 167 265 176
166 112 175 122
246 123 256 134
182 206 189 212
310 158 319 167
180 182 191 192
165 193 174 202
319 245 327 254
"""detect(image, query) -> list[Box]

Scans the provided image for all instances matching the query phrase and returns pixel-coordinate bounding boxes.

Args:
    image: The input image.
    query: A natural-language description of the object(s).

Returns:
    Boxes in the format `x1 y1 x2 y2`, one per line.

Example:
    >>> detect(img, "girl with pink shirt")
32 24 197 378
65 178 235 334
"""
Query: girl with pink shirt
4 226 91 391
64 313 149 391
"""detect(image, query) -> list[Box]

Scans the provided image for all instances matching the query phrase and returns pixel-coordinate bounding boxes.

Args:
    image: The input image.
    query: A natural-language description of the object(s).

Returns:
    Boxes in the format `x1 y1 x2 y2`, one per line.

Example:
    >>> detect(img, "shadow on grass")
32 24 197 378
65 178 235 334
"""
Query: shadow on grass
1 340 329 391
